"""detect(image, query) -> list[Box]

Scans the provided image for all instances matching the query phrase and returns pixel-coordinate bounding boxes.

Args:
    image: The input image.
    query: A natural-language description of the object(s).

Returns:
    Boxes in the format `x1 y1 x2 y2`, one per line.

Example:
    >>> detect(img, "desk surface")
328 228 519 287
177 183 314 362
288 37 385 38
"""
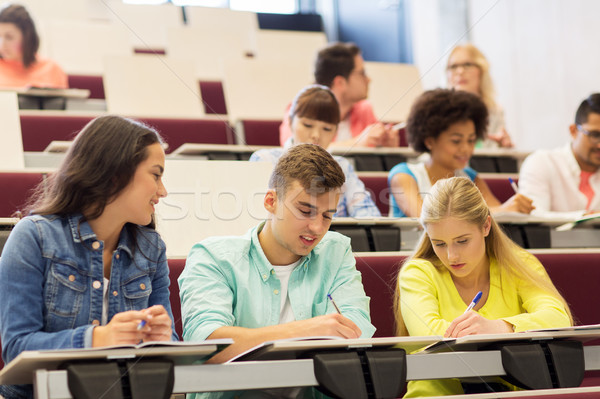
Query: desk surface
28 345 600 399
1 88 90 99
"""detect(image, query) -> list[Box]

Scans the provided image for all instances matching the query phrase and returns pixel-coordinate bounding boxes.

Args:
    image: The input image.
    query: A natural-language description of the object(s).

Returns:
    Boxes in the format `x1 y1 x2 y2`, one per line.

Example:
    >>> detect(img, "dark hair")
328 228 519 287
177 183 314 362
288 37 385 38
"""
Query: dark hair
314 42 361 87
269 144 345 198
0 4 39 68
406 88 489 153
289 84 340 125
28 115 164 223
575 93 600 125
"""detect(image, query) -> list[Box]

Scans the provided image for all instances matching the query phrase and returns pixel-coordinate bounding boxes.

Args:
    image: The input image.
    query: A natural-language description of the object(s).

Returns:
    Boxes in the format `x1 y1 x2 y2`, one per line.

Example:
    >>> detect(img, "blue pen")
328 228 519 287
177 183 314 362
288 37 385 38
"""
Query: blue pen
464 291 483 313
327 294 342 314
508 177 519 194
137 320 146 330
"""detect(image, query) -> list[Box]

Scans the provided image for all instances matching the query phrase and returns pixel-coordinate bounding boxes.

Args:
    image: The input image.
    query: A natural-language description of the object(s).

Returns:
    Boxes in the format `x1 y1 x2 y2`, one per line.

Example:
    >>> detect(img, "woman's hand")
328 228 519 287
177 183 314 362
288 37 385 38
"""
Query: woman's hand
92 305 173 347
92 310 147 347
444 311 513 338
139 305 173 342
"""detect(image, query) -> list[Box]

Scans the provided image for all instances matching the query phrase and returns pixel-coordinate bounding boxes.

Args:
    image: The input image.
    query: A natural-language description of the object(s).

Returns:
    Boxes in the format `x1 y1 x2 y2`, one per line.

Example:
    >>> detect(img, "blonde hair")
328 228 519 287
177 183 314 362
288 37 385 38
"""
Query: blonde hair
394 177 572 336
447 43 498 113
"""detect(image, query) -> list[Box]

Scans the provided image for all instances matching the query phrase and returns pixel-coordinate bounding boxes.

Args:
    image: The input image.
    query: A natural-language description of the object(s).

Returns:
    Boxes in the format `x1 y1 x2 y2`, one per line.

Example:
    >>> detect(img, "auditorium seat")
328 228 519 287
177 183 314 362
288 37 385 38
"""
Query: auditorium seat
0 172 45 217
483 176 518 203
167 258 186 339
237 120 281 146
537 252 600 326
67 75 105 99
19 114 235 153
358 174 390 216
200 81 228 115
355 255 404 337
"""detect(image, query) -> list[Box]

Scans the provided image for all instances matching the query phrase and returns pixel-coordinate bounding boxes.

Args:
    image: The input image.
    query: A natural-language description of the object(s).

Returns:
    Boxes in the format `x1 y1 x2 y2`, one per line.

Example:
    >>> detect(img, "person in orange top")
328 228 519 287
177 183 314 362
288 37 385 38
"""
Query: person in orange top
0 3 68 89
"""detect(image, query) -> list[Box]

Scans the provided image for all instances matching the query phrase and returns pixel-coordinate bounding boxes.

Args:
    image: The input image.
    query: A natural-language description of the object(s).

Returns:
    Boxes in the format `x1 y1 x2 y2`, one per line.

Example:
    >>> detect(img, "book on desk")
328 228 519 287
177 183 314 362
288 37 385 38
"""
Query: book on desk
0 339 233 386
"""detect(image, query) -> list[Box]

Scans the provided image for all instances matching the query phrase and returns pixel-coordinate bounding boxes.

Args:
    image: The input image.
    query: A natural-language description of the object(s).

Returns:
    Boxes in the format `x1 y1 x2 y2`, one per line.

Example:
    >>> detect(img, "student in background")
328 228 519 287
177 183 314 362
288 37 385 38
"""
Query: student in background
279 42 399 148
395 177 571 397
180 145 374 374
0 116 176 399
446 43 512 148
0 3 67 88
252 84 381 218
519 93 600 218
388 88 533 217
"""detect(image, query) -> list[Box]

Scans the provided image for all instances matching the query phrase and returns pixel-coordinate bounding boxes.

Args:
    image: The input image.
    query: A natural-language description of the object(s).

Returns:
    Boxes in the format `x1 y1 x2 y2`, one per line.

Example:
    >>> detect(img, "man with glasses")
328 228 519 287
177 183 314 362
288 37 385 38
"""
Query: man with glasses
279 42 399 148
518 94 600 218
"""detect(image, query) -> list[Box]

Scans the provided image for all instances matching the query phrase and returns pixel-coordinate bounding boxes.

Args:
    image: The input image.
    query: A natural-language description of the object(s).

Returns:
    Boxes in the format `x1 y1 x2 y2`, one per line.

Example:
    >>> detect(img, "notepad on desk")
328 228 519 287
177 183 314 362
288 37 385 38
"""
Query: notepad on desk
0 339 233 386
229 336 442 362
421 327 600 354
556 212 600 231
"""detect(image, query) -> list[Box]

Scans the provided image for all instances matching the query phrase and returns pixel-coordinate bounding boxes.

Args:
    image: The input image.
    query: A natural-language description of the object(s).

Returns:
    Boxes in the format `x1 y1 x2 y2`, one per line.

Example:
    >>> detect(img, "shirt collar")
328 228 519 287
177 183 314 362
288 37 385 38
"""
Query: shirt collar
564 142 584 178
67 213 134 258
68 213 96 243
250 221 311 282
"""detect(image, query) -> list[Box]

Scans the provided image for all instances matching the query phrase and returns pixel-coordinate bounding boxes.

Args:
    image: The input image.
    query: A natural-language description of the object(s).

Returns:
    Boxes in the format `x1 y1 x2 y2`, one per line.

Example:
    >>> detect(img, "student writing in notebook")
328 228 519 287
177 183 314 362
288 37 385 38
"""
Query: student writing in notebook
0 116 177 399
395 177 571 397
179 144 374 398
388 88 534 217
0 4 67 89
251 84 381 217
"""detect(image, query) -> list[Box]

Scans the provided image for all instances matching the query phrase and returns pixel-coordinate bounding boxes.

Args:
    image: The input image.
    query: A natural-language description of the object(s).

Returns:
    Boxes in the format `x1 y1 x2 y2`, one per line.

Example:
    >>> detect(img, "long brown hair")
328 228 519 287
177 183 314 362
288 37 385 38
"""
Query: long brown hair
27 115 164 223
394 177 572 335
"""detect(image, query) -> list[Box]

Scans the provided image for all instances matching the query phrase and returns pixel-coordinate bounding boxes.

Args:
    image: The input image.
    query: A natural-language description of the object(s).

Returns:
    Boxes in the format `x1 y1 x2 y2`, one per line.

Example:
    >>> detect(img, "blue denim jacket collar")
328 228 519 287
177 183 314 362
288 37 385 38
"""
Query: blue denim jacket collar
67 213 134 259
250 221 310 283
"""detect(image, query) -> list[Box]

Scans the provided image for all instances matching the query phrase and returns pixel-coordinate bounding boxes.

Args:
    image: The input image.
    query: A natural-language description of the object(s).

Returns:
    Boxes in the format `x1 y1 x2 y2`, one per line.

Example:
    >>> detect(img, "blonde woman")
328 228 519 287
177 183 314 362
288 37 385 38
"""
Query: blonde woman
395 177 571 397
447 43 512 148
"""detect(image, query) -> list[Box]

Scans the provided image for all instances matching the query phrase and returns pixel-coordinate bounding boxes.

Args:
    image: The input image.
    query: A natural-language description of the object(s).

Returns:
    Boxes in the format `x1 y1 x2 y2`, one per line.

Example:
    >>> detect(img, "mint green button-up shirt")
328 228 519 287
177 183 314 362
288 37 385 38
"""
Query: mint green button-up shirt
179 223 375 344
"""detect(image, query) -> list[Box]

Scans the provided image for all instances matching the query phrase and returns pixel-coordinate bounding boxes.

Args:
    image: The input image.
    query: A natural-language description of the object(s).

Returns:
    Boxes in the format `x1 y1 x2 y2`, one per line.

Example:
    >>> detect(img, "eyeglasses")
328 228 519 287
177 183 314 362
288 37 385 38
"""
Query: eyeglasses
577 125 600 144
447 62 478 72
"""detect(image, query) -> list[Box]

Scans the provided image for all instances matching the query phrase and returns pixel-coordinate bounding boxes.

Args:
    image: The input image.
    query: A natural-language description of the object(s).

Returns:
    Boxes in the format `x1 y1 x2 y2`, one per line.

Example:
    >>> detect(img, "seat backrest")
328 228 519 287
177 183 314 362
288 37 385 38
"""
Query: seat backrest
104 55 204 119
167 258 186 340
140 117 235 153
67 75 105 99
20 114 93 152
535 252 600 326
483 176 518 203
355 255 405 337
358 174 390 216
0 172 45 217
364 61 423 123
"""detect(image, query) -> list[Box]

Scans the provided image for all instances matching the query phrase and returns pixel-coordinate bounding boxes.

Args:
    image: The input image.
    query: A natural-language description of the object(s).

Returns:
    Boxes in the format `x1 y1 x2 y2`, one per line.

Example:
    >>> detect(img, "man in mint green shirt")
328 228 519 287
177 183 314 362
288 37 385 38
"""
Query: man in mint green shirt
179 145 375 375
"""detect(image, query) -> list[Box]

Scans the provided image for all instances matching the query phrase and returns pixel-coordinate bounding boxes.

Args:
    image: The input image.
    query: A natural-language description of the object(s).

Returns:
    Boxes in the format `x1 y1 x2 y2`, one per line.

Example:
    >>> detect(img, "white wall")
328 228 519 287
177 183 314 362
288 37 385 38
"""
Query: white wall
408 0 600 151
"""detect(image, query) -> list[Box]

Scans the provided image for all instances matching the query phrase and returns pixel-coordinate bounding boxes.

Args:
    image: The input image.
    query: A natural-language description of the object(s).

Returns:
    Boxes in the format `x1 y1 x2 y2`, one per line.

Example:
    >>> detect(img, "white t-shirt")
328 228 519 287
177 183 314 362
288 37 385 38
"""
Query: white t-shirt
336 118 352 142
273 260 301 324
102 277 109 325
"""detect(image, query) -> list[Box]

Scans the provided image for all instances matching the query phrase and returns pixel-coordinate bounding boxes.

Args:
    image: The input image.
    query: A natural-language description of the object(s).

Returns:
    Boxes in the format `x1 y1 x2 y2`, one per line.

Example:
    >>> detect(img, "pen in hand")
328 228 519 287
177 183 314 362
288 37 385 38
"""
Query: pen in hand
464 291 483 313
508 177 519 194
327 293 342 314
137 320 146 330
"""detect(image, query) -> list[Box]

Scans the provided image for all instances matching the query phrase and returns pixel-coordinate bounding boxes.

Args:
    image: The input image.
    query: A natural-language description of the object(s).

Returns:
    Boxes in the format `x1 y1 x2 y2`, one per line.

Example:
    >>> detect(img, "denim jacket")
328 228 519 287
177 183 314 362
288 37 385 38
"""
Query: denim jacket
0 214 177 399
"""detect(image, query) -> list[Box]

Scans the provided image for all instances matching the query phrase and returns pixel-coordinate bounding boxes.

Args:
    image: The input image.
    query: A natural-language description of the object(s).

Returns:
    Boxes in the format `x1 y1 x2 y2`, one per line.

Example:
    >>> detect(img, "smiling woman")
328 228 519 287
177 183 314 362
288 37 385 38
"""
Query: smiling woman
395 176 572 397
0 115 177 399
387 88 534 217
